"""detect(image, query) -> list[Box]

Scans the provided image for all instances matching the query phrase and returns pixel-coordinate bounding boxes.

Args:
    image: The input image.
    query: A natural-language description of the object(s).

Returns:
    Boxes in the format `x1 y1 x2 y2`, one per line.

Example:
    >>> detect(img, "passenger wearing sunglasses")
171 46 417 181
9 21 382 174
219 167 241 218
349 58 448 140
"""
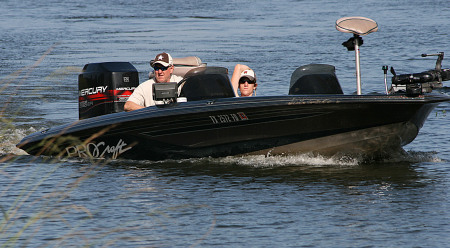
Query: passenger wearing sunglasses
230 64 257 97
125 52 183 111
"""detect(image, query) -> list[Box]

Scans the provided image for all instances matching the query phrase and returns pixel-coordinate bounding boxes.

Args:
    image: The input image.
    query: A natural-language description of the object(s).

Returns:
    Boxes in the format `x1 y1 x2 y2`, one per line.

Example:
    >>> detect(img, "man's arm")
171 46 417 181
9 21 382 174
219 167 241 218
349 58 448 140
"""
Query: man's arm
124 100 144 112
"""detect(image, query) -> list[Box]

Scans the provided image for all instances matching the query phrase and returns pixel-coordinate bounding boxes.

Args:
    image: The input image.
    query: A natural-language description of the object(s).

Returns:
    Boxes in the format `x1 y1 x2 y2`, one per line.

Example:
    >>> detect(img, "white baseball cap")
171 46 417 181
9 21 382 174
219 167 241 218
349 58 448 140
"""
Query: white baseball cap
240 69 256 81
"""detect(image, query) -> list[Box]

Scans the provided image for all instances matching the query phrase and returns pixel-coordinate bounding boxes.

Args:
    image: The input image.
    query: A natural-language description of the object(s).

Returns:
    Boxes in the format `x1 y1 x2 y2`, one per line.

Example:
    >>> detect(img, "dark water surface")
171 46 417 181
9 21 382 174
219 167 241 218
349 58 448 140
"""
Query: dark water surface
1 0 449 247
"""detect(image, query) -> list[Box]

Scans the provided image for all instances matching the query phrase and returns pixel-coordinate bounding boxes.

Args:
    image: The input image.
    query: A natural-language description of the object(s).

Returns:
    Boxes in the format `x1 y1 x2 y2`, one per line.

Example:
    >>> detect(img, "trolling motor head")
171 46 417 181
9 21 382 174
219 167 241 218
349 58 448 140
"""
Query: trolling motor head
390 52 449 95
336 17 378 95
422 52 444 72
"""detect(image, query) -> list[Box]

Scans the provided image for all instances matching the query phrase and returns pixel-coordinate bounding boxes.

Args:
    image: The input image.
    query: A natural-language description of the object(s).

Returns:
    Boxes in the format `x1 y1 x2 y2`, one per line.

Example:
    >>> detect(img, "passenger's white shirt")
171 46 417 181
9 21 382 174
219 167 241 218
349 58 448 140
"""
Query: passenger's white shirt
127 75 183 107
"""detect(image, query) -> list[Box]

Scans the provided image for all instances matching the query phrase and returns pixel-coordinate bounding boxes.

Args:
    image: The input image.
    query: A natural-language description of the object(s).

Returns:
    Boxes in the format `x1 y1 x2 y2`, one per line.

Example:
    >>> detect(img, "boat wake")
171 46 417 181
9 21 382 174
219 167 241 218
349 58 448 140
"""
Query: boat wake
438 86 450 94
379 150 443 164
213 154 361 167
133 150 443 169
0 127 37 156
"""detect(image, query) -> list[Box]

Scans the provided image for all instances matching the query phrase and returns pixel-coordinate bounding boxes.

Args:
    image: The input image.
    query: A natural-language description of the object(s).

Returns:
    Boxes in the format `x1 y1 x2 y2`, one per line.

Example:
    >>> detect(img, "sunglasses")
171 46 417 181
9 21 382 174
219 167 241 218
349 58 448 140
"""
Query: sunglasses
239 78 255 84
154 65 170 71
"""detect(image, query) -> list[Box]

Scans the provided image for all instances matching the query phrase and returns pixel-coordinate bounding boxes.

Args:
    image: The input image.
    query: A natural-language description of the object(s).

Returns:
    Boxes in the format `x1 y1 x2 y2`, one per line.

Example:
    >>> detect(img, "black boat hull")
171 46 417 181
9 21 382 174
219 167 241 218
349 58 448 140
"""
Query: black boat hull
17 94 448 160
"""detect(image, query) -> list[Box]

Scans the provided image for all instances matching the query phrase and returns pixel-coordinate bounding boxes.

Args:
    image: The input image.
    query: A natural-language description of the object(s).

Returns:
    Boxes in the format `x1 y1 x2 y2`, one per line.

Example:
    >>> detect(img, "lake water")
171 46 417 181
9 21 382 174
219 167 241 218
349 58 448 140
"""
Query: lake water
1 0 449 247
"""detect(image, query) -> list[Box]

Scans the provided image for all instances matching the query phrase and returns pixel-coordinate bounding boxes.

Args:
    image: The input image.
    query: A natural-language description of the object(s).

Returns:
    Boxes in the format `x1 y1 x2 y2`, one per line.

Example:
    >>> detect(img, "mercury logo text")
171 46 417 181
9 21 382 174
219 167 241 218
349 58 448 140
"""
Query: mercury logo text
79 86 108 96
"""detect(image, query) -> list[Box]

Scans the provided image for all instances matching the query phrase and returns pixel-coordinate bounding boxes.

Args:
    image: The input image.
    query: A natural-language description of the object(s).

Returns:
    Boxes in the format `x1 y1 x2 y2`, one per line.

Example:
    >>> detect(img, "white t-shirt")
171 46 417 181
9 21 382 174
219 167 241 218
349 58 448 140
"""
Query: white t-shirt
127 75 183 107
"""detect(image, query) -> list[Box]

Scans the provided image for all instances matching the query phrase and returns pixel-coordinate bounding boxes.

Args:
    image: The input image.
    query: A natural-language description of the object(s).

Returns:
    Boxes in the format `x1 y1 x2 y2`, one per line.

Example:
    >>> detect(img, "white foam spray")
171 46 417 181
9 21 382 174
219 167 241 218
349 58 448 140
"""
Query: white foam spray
0 127 37 156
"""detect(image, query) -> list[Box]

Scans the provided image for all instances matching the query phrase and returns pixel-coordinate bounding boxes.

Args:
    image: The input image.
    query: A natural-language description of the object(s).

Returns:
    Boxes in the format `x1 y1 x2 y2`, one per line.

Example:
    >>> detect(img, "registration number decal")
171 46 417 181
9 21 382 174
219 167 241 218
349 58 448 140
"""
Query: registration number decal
209 112 248 124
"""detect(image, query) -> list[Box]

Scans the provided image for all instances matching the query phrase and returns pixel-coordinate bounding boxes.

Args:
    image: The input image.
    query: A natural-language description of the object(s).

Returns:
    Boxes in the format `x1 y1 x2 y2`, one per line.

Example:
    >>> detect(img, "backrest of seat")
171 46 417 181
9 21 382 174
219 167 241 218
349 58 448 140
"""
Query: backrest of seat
172 56 206 77
179 67 235 101
289 64 343 95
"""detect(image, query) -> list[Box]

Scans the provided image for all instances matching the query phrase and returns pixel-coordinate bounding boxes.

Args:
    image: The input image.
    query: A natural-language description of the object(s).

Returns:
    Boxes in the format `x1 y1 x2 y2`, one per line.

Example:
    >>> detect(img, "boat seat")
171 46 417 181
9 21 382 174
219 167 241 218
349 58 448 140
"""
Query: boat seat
149 56 206 78
289 64 343 95
335 16 378 36
179 66 235 101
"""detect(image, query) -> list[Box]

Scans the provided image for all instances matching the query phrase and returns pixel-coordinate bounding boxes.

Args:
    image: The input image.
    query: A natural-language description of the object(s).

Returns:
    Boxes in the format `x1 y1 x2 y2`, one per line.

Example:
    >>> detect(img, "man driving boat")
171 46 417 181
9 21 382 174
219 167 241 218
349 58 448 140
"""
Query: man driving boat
124 52 183 111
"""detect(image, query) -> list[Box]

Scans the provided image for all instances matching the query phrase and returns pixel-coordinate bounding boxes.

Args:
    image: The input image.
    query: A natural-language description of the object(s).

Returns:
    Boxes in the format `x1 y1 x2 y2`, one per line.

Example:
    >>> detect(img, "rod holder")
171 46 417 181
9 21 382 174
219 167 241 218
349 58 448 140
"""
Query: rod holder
382 65 389 94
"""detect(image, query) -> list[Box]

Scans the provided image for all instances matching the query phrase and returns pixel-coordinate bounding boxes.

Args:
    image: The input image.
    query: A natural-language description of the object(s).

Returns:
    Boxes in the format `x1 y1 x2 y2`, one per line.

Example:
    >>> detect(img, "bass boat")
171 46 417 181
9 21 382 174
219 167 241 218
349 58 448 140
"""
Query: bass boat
17 17 450 160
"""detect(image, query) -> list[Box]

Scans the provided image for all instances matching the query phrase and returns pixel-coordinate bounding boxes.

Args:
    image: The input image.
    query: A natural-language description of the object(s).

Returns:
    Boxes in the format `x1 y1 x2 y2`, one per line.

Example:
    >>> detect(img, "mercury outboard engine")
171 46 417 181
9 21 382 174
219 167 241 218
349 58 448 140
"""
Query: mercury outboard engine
78 62 139 119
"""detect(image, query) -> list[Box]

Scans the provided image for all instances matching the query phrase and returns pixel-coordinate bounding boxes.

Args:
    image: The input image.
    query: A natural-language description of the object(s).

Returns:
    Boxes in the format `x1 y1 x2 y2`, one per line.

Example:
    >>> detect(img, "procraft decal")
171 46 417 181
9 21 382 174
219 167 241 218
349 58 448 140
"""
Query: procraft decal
209 112 249 124
65 139 132 159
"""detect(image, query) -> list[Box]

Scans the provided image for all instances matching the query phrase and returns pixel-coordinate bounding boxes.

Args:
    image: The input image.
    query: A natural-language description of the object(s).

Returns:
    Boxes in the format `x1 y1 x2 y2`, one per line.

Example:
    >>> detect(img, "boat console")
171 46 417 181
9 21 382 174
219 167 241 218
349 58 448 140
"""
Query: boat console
150 56 235 106
152 82 179 105
152 66 235 106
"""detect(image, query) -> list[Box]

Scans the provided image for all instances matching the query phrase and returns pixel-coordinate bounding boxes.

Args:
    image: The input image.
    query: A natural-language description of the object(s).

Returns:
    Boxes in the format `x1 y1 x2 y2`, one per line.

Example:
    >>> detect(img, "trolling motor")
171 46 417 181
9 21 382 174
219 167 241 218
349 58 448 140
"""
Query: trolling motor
336 17 378 95
390 52 450 96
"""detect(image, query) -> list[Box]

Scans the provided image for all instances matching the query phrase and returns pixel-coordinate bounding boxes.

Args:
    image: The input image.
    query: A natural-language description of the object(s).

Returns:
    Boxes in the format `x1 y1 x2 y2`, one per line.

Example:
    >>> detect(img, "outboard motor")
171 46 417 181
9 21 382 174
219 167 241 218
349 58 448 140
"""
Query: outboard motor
78 62 139 119
289 64 343 95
